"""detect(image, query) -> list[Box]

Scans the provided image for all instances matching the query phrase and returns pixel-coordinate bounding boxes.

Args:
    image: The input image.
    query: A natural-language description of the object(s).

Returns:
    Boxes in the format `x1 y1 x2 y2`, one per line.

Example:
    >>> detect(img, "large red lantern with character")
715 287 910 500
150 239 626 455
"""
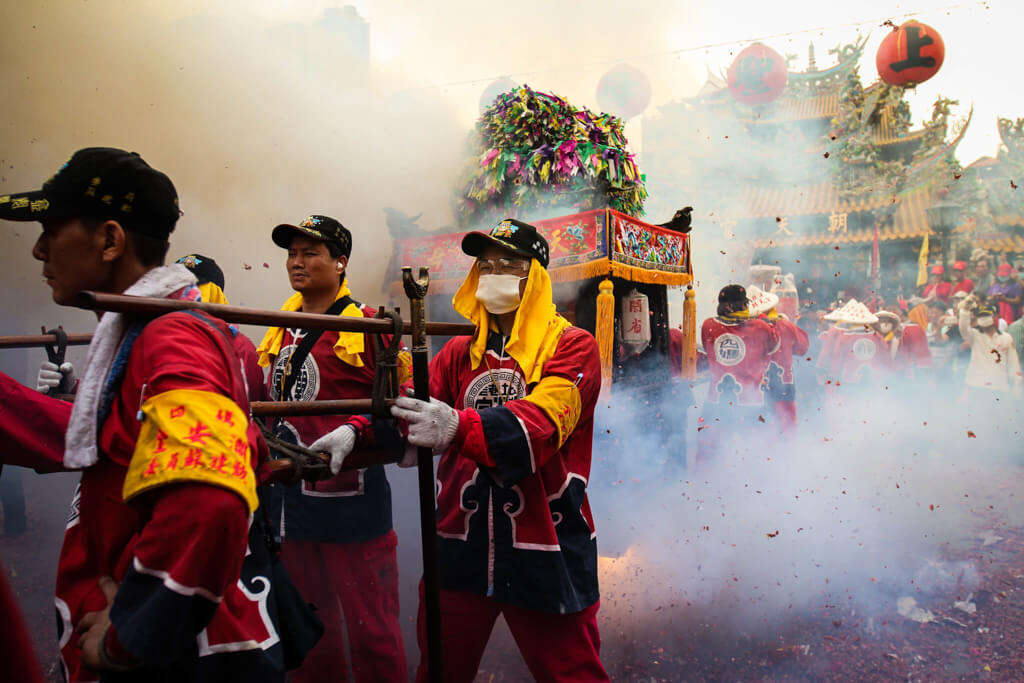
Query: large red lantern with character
727 43 788 105
876 21 944 87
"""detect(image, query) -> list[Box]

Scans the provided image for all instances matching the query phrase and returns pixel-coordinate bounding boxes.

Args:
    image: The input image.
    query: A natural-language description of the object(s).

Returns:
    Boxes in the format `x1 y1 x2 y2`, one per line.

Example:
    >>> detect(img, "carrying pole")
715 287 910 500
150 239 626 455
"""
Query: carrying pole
74 291 474 337
402 266 443 683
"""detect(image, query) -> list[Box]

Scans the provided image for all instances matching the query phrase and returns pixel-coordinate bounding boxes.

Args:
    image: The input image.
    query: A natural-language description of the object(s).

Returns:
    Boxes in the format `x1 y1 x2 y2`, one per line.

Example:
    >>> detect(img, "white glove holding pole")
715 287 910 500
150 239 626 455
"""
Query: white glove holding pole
309 425 357 475
38 361 74 393
390 395 460 452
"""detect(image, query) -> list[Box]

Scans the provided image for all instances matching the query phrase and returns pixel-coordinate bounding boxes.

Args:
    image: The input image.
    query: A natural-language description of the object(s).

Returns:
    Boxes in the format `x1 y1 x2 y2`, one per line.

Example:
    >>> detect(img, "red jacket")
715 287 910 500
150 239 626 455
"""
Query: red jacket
762 317 810 400
427 326 602 614
0 312 284 682
701 315 779 406
818 327 893 385
264 303 399 544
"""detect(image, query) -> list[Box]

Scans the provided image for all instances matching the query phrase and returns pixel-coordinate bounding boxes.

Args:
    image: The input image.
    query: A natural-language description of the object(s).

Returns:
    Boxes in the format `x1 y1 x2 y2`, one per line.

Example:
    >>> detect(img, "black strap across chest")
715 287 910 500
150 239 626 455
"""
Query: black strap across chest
280 295 357 400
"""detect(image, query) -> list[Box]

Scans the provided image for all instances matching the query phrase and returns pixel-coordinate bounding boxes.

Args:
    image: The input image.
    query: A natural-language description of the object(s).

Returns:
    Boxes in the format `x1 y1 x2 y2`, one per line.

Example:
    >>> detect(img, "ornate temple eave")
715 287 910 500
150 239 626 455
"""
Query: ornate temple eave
750 185 932 249
997 117 1024 157
786 35 868 84
904 104 973 189
675 36 868 118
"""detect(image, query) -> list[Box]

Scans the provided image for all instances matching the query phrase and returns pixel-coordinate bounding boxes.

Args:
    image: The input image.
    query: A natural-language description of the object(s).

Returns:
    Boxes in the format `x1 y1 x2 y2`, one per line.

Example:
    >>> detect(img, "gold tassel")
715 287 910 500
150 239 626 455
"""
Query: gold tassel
595 279 615 393
681 285 697 380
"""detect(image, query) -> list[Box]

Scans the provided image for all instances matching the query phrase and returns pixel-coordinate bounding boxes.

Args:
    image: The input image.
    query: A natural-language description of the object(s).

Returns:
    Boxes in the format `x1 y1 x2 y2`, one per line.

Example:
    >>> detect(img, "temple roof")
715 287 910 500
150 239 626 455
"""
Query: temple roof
741 181 906 218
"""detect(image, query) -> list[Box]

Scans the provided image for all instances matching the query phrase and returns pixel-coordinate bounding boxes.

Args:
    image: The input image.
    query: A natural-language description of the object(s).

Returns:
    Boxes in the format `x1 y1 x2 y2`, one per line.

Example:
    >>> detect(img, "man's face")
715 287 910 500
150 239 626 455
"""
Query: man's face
476 245 530 297
975 260 989 278
32 217 109 305
286 234 344 294
952 269 964 281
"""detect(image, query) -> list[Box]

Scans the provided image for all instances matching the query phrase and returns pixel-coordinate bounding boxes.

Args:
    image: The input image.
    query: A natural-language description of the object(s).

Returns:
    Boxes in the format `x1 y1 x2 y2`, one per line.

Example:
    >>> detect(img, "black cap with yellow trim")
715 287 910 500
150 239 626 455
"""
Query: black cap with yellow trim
272 214 352 257
462 218 549 268
0 147 180 240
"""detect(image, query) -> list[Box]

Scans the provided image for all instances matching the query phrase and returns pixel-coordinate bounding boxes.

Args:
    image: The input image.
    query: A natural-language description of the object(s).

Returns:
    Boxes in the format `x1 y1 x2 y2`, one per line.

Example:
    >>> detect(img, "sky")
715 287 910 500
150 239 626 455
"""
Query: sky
147 0 1019 165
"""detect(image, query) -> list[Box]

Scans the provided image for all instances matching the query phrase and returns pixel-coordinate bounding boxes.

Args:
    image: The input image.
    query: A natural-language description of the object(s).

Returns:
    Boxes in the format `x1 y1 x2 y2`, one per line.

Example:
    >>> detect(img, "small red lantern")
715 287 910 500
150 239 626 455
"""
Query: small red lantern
876 21 944 87
596 64 652 120
727 43 788 105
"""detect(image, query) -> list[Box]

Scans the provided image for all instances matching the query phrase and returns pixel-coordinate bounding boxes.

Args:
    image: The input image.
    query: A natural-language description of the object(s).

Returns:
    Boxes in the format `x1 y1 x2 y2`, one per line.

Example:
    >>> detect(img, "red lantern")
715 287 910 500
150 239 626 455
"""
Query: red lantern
876 21 944 87
727 43 787 105
596 64 652 119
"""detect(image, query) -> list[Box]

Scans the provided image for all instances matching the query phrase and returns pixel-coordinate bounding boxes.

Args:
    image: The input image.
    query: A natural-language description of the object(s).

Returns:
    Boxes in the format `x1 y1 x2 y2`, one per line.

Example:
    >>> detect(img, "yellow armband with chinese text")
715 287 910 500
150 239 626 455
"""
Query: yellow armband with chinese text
123 389 258 513
523 375 582 450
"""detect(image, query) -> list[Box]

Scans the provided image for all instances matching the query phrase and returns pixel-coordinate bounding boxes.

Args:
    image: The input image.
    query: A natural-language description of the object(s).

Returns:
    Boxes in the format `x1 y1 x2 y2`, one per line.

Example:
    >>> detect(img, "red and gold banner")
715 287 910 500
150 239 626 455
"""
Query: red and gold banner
390 209 691 294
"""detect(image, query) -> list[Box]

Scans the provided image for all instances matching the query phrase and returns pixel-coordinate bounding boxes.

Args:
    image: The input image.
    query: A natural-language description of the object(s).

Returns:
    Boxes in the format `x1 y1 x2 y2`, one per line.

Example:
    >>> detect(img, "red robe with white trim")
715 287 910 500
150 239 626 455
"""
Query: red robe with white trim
427 326 602 614
818 327 893 385
0 312 283 682
701 315 779 406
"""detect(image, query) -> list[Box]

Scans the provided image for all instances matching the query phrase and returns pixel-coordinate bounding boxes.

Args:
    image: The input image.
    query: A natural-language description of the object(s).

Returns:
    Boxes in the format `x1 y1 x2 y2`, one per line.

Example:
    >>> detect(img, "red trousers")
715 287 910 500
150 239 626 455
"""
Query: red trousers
415 586 609 683
771 399 797 437
281 531 406 682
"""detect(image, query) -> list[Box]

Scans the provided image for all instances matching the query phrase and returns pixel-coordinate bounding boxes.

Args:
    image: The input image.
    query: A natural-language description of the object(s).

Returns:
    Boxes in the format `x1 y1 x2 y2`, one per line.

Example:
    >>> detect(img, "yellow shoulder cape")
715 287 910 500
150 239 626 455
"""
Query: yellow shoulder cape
255 279 365 368
453 259 570 384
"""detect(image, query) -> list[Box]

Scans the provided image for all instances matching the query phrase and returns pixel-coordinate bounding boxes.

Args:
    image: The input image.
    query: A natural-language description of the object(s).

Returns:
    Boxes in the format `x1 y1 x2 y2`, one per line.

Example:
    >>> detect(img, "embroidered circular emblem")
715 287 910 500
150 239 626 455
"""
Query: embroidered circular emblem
270 344 320 402
852 338 877 361
464 368 526 410
713 333 746 367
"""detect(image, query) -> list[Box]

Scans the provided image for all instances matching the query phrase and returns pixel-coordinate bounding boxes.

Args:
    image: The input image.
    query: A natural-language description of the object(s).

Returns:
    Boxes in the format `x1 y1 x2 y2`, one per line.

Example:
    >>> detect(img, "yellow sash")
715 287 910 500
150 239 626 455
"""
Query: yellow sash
255 279 365 368
453 259 570 384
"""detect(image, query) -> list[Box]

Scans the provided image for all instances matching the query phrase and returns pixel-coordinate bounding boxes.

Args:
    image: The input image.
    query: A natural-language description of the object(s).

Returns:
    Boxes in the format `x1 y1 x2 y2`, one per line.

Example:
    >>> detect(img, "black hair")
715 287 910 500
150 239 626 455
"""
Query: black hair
717 300 744 316
127 231 170 266
82 217 169 266
926 300 947 311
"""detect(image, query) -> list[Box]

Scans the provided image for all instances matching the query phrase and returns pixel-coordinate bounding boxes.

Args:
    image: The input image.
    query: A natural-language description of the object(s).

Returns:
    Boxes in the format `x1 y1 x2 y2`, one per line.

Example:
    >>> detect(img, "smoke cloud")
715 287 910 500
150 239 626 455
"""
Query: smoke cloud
1 1 1020 680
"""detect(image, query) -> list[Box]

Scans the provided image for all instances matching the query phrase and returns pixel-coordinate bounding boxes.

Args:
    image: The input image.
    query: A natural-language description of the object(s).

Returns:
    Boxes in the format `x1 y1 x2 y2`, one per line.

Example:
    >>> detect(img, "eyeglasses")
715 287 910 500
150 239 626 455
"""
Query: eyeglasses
476 257 529 276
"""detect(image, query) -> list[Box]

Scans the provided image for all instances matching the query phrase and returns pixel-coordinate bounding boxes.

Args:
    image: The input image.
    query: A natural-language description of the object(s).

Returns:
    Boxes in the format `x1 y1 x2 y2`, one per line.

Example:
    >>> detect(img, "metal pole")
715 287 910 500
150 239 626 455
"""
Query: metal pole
402 266 443 683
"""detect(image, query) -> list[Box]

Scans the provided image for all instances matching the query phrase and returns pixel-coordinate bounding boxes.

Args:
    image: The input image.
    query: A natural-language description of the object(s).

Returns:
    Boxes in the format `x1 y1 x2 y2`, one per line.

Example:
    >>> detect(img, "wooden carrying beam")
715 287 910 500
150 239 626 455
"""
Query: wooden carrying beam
249 399 392 417
0 333 94 349
75 291 476 337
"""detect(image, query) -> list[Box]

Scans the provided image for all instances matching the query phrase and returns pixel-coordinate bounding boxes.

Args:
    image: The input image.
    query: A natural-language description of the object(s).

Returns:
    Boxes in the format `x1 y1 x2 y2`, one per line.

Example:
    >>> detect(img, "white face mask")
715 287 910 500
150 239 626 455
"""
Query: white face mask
879 322 893 334
977 316 994 328
476 274 524 314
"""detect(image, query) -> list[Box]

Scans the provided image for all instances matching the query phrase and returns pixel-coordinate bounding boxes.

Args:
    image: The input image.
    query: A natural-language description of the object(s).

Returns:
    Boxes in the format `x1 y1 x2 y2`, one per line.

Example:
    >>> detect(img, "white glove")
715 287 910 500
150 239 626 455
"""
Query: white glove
38 361 73 393
390 395 460 451
309 425 357 475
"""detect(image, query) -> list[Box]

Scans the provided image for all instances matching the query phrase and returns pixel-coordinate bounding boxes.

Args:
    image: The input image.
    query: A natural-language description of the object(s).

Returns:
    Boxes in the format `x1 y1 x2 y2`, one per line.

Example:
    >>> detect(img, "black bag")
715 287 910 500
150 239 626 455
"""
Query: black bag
252 497 325 670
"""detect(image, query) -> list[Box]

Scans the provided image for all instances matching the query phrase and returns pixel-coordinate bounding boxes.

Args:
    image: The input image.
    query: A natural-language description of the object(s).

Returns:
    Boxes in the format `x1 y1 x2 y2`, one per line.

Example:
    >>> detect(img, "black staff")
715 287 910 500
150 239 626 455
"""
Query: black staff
402 266 443 683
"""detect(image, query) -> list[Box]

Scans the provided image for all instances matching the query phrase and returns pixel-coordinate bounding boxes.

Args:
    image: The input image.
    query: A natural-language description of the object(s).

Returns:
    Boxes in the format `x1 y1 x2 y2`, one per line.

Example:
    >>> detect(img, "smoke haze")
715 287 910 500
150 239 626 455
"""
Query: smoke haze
1 1 1021 680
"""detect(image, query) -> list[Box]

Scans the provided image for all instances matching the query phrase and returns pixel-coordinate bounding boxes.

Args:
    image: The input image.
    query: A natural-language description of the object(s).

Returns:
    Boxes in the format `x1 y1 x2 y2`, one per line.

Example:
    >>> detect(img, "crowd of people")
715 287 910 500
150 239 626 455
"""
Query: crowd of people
0 146 1021 682
698 260 1023 465
0 148 610 682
